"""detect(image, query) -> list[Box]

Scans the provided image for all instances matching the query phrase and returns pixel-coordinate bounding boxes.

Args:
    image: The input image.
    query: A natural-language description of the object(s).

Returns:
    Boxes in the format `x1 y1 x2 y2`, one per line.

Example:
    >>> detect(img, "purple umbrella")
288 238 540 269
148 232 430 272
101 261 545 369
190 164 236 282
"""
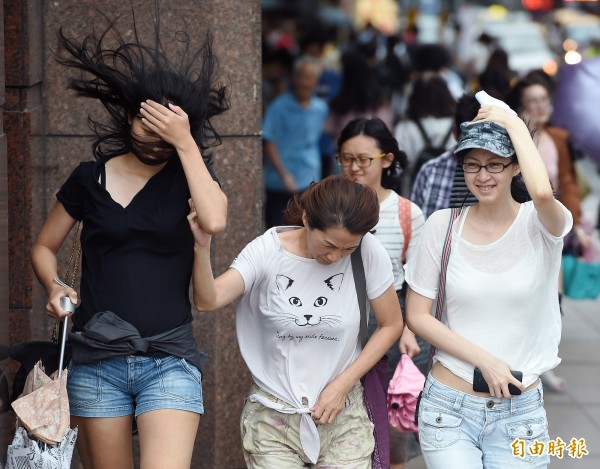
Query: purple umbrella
552 56 600 166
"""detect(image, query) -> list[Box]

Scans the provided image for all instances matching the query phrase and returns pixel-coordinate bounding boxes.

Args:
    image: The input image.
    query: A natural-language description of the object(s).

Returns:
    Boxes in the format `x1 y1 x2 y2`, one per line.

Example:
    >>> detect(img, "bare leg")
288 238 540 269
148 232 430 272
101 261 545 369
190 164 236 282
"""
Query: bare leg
71 415 134 469
137 409 200 469
391 464 405 469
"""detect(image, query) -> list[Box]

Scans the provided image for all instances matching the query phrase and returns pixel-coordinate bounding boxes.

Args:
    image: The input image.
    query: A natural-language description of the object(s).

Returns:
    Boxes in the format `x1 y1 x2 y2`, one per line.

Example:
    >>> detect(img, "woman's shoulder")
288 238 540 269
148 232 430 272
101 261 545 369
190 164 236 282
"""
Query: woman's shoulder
545 126 569 142
394 119 418 134
427 207 455 226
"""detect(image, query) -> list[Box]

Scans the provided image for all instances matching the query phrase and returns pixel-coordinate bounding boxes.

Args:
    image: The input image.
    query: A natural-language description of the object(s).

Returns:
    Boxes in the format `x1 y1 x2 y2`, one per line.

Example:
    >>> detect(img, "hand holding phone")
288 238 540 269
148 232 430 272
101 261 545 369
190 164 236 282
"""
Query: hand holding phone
473 367 523 396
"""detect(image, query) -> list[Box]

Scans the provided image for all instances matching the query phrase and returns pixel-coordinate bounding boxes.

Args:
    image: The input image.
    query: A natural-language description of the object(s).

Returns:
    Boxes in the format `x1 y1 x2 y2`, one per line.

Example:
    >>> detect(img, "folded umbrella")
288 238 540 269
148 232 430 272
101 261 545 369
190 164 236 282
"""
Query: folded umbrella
387 354 425 433
5 317 78 469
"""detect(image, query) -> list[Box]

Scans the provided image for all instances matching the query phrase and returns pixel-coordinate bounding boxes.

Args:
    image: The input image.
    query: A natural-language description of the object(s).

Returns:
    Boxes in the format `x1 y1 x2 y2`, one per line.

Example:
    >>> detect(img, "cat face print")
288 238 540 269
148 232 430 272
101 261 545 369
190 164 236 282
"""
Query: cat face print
275 273 344 327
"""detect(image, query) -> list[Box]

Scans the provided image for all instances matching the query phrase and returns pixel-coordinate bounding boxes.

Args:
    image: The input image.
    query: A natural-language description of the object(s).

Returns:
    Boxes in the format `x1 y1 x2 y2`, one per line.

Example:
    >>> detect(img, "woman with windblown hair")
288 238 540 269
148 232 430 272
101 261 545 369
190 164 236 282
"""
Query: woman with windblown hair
30 7 229 469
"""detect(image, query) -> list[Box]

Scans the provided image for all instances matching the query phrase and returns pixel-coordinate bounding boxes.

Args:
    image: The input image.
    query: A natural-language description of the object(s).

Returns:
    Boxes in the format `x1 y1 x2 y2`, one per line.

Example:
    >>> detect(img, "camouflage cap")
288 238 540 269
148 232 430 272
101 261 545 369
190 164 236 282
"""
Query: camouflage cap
454 121 515 158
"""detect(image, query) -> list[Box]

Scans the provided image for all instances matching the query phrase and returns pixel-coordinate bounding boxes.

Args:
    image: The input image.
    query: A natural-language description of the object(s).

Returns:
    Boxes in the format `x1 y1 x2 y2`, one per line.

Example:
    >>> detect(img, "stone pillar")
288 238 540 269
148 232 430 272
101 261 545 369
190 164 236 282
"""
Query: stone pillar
0 0 11 453
2 0 262 467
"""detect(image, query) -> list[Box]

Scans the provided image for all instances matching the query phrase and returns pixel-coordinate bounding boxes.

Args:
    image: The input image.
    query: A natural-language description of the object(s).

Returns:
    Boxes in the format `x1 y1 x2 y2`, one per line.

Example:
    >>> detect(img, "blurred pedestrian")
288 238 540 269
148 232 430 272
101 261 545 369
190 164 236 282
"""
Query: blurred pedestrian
394 72 456 197
411 94 480 219
322 49 393 175
509 70 594 392
263 56 329 228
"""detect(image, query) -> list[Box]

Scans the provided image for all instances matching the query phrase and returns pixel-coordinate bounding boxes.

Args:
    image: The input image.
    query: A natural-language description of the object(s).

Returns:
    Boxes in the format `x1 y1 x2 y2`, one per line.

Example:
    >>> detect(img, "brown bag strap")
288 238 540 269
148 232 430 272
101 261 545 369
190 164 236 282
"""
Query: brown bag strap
51 221 82 343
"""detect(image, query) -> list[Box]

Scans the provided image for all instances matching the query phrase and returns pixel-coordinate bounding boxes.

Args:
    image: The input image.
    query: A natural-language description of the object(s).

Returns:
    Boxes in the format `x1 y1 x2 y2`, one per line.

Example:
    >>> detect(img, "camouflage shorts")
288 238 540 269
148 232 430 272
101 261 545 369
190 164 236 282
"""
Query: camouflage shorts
240 382 374 468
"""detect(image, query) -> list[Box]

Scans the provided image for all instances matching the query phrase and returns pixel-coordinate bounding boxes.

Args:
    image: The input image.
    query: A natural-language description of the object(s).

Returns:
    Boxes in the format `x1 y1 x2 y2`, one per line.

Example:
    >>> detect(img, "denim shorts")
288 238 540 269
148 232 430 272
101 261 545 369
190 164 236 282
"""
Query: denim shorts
67 354 203 418
418 375 550 469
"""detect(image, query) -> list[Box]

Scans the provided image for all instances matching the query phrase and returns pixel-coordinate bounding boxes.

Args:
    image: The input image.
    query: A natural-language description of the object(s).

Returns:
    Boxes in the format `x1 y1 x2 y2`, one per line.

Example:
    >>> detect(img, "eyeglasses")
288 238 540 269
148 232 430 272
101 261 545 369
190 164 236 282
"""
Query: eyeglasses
462 161 513 173
523 96 550 107
336 153 386 168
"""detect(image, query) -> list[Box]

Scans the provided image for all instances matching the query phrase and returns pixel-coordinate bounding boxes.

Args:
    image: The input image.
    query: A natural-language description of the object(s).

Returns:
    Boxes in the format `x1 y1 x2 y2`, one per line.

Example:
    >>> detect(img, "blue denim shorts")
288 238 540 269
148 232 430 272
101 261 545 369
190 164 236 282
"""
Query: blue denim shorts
67 354 203 418
418 375 550 468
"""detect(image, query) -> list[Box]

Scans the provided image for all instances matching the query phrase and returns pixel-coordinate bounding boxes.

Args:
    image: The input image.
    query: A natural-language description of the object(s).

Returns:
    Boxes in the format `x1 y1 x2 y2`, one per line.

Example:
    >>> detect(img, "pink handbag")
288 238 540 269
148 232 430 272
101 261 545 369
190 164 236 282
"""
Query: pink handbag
387 354 425 433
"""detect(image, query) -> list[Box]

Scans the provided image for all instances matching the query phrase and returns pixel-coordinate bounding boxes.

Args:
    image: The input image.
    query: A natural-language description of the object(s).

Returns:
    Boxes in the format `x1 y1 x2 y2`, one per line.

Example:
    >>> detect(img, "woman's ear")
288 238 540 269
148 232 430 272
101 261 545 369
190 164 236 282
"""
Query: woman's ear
382 152 394 169
513 162 521 177
302 210 307 228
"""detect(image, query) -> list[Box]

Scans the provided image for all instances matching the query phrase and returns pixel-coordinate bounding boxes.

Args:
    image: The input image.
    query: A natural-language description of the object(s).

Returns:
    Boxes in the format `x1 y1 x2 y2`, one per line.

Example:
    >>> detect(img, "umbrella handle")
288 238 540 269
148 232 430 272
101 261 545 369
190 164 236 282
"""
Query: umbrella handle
57 316 69 378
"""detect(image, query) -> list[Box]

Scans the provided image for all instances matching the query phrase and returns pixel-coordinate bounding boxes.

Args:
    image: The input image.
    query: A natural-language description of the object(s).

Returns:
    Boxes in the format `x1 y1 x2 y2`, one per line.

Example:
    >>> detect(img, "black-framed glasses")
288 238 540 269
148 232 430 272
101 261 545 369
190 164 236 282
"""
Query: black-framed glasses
462 161 513 173
336 153 386 168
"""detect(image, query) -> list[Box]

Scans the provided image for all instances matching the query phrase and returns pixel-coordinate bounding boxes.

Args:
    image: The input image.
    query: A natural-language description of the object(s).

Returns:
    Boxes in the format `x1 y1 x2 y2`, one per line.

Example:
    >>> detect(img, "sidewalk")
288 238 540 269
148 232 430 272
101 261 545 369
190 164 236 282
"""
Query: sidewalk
407 295 600 468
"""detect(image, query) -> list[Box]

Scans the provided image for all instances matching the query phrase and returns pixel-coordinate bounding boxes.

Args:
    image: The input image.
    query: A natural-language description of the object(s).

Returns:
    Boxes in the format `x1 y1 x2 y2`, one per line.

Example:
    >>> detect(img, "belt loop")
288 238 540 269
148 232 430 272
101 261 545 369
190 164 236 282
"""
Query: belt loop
423 375 434 396
511 395 516 414
539 383 544 406
452 391 464 411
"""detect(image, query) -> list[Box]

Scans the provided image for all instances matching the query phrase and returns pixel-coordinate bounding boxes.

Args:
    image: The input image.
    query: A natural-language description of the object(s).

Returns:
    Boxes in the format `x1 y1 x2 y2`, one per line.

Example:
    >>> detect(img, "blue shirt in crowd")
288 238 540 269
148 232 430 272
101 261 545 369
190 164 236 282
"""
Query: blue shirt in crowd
263 92 328 191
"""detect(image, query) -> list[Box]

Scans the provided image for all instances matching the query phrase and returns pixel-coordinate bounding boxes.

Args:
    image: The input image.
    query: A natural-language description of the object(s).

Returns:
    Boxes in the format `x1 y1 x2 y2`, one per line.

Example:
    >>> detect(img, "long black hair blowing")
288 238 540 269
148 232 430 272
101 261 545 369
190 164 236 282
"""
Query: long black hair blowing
55 3 229 161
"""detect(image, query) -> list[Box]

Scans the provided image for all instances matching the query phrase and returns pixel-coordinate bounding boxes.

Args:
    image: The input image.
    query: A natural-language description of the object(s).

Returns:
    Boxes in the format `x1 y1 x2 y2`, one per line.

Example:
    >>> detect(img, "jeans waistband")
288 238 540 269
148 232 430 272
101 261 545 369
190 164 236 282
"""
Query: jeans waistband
423 374 544 413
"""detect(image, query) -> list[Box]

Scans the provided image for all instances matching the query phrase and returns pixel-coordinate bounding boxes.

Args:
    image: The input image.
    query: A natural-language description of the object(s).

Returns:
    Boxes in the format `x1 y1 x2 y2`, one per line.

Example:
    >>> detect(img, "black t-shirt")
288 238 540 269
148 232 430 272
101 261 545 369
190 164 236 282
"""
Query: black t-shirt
57 156 218 337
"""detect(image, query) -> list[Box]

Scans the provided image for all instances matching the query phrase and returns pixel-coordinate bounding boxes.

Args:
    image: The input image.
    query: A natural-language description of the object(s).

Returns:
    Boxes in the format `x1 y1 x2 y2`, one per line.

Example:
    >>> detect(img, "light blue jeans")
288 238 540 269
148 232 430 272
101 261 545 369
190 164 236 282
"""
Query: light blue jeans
418 375 550 468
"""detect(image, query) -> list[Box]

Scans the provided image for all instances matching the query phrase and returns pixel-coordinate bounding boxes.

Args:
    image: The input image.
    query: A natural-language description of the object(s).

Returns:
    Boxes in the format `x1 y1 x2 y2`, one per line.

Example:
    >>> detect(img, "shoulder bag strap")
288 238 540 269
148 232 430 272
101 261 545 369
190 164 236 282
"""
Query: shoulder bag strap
426 207 461 369
351 241 368 349
398 197 412 264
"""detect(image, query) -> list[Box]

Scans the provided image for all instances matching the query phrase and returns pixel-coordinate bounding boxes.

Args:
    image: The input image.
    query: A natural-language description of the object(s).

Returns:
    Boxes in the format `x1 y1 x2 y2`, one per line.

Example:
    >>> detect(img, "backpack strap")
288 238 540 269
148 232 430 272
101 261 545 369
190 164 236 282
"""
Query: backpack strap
440 124 454 147
398 196 412 264
414 119 432 148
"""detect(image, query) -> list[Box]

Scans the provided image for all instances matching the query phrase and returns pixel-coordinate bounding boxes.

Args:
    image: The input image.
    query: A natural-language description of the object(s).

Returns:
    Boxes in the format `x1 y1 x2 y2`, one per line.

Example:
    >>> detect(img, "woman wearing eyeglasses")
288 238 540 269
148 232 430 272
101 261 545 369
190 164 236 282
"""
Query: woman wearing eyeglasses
404 102 572 468
338 117 426 469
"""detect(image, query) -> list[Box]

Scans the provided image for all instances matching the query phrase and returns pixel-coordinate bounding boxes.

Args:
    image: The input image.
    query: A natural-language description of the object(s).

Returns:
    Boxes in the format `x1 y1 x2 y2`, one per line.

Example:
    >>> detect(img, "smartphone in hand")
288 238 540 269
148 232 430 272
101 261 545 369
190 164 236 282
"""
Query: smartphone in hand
473 367 523 396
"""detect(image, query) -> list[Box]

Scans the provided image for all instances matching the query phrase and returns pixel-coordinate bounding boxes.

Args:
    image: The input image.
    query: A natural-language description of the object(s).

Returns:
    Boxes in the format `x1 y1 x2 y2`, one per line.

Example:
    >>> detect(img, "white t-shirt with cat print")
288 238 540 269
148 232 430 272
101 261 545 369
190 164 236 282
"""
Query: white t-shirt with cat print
231 227 393 461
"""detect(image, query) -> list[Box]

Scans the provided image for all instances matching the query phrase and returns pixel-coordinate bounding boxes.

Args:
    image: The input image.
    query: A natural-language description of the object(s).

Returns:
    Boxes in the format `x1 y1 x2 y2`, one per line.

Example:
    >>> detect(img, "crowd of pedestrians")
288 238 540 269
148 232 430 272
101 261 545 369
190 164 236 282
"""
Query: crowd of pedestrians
260 15 594 469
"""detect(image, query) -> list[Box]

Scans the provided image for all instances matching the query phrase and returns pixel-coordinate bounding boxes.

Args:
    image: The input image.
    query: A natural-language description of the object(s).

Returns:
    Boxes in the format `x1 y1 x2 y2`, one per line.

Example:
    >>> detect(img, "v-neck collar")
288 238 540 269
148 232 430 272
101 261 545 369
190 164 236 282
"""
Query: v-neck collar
94 156 178 211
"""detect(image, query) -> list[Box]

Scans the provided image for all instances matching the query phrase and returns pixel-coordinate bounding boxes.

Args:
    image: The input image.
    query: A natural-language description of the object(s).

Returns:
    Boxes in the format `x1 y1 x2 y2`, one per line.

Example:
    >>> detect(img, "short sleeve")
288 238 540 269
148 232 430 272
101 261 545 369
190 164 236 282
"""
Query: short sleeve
262 99 282 142
405 202 425 263
361 233 394 300
404 209 452 299
532 200 573 244
230 232 270 293
56 163 90 221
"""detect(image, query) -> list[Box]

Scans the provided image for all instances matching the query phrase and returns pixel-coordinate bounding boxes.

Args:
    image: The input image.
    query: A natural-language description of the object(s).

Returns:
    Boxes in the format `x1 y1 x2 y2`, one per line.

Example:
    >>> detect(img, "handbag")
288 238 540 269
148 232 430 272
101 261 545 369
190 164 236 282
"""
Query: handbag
414 208 460 426
387 354 425 433
351 242 390 469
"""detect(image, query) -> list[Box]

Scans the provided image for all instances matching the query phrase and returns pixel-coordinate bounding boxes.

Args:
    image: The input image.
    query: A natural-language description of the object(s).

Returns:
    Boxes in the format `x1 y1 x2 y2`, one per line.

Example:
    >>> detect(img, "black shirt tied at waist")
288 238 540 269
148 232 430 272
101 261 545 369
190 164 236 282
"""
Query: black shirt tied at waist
69 311 207 371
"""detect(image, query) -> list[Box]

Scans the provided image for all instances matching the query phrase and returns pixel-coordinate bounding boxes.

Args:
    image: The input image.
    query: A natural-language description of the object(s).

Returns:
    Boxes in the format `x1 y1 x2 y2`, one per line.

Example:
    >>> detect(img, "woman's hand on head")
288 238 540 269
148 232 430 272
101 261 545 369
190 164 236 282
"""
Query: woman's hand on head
473 105 521 129
139 100 194 150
